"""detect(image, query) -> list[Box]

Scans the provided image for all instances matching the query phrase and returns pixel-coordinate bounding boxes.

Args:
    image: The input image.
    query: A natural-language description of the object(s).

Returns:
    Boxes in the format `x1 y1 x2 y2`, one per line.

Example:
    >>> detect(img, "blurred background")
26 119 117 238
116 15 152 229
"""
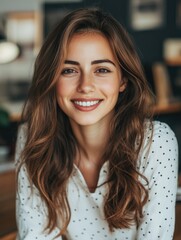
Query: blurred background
0 0 181 239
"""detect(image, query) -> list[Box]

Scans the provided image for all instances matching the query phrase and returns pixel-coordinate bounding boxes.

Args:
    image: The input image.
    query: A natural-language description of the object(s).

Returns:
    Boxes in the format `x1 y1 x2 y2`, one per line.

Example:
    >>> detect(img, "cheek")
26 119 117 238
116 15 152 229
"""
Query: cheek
56 81 74 111
100 81 121 95
56 80 70 97
56 86 66 112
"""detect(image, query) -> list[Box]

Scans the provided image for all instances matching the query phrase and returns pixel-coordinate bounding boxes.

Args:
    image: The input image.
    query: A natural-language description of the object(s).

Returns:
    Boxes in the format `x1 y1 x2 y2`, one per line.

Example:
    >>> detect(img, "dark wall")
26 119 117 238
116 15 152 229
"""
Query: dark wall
86 0 181 65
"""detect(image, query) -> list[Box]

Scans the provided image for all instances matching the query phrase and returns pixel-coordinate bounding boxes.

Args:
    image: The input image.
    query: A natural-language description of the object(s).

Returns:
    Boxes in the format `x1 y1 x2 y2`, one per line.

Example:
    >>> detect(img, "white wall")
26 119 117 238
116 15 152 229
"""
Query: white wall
0 0 41 12
0 0 82 13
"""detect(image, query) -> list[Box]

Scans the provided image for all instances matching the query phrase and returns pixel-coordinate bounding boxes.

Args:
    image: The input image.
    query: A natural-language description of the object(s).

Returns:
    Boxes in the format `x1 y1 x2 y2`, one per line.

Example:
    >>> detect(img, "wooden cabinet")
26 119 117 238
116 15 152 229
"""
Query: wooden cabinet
0 169 16 237
174 203 181 240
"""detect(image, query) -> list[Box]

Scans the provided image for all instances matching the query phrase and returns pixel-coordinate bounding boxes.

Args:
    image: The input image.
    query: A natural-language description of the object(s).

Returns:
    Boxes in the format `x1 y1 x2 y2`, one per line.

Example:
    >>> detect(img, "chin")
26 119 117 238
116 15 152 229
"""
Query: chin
70 116 103 127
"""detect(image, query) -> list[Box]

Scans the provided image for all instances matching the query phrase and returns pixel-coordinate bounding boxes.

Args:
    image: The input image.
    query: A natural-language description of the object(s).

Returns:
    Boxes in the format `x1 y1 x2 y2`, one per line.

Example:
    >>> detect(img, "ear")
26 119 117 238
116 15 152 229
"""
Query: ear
119 77 127 92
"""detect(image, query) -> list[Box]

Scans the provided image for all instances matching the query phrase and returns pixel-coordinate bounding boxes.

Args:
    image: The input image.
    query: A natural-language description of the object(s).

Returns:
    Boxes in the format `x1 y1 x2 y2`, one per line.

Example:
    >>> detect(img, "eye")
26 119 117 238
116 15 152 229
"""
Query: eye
61 68 77 75
95 68 111 74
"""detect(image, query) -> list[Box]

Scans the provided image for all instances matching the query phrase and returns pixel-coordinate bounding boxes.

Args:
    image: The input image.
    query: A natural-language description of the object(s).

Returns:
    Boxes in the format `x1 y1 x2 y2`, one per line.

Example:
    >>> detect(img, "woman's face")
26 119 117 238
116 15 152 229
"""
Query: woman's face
56 32 126 128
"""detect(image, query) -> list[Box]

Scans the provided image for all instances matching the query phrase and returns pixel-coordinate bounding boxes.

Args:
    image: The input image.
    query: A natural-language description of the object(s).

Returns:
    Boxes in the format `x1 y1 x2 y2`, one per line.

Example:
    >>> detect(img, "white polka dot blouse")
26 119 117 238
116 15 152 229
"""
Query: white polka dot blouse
15 121 178 240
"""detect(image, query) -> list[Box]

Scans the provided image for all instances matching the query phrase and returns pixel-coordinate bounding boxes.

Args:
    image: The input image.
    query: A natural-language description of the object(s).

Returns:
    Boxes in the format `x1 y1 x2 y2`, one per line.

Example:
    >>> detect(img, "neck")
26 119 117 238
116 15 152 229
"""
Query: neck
71 122 110 167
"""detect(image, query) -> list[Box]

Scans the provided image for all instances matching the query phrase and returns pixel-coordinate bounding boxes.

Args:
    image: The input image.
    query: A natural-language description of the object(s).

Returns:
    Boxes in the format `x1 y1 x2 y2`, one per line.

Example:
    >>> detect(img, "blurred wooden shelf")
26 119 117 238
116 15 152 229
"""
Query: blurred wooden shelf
10 114 21 122
165 58 181 66
9 103 181 121
6 101 181 122
153 102 181 115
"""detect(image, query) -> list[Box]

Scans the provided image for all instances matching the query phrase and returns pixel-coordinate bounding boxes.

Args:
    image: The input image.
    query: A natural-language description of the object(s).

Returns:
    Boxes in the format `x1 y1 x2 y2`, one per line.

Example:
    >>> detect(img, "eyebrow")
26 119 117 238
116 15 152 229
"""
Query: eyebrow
64 60 79 65
91 59 116 66
64 59 116 66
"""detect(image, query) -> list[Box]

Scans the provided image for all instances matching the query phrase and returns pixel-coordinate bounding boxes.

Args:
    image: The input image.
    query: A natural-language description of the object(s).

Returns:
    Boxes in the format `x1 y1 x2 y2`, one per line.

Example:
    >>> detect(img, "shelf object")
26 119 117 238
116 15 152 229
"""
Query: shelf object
152 62 174 106
6 11 43 56
152 61 181 115
163 39 181 66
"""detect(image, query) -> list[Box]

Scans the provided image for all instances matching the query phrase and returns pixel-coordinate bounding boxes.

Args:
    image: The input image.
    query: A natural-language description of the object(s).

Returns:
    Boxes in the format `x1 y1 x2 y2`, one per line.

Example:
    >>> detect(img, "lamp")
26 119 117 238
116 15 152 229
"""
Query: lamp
0 18 20 64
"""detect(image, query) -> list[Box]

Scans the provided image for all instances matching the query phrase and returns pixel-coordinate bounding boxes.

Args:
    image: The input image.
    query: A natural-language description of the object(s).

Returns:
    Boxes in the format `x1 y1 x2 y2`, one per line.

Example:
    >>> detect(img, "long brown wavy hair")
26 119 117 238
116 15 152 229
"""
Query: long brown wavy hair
18 8 154 236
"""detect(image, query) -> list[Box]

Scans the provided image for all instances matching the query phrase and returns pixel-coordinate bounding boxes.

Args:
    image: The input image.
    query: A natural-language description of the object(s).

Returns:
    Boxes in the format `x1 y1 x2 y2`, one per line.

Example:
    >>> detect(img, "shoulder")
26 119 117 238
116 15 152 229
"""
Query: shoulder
149 120 178 160
153 121 178 153
17 123 27 140
144 120 177 149
15 123 28 168
139 120 178 175
152 120 176 138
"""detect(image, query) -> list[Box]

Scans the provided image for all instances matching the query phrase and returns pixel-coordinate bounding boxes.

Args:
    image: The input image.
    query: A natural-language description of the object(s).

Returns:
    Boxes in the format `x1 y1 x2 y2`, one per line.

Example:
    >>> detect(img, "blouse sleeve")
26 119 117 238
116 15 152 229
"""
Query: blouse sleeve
15 125 61 240
136 122 178 240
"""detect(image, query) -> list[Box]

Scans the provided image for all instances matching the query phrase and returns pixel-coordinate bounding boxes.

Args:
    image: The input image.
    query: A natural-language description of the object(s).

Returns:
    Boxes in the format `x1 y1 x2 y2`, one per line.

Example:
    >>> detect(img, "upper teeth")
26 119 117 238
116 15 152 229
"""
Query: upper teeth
74 100 100 107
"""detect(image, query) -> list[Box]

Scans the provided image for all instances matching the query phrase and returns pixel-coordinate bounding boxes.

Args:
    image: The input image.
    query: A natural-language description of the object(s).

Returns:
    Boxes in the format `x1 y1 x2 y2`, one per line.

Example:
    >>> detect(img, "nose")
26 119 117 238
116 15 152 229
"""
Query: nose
77 73 95 93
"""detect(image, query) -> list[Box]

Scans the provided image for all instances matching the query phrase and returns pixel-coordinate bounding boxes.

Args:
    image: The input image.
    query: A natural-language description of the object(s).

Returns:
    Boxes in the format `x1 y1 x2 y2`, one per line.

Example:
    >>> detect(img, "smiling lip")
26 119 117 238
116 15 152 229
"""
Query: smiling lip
71 98 103 111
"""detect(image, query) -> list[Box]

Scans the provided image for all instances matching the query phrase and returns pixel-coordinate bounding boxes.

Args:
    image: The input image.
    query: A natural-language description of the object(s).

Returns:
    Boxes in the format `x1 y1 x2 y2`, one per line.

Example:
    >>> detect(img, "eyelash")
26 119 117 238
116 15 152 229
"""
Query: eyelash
95 68 111 73
61 68 77 75
61 67 112 75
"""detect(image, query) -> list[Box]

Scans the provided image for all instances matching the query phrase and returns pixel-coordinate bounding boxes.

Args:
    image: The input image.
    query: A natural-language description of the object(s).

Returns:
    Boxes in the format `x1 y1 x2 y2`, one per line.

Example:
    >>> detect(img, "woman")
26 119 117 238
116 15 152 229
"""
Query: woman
15 8 178 240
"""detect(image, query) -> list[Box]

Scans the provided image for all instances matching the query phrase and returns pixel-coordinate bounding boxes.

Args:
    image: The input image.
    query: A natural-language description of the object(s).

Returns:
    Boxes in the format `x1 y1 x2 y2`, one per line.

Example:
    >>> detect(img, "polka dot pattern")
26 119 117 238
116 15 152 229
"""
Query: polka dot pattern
15 121 178 239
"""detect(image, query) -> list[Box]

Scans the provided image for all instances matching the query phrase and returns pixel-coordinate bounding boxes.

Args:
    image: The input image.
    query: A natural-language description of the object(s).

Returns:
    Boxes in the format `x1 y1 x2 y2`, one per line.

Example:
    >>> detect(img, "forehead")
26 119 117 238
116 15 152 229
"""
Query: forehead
65 32 117 60
68 31 110 47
